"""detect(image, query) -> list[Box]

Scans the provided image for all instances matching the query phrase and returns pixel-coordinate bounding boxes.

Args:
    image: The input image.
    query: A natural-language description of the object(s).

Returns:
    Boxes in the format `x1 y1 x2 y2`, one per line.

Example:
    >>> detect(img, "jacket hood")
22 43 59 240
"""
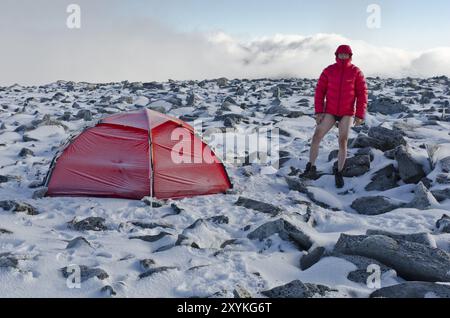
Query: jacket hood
335 45 353 66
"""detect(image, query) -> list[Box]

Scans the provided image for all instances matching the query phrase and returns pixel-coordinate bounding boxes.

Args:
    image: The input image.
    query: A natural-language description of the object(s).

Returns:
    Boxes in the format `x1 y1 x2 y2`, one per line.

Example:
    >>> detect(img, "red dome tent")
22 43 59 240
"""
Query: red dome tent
45 109 232 200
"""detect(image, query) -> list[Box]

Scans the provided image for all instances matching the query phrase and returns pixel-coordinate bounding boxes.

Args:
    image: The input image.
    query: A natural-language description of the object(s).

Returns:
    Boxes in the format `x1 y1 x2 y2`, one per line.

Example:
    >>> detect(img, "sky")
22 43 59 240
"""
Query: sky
0 0 449 85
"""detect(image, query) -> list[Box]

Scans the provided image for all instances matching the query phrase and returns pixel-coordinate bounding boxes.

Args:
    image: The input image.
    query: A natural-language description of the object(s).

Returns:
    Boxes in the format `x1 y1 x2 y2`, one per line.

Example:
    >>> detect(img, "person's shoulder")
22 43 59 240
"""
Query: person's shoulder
323 64 336 73
351 64 364 75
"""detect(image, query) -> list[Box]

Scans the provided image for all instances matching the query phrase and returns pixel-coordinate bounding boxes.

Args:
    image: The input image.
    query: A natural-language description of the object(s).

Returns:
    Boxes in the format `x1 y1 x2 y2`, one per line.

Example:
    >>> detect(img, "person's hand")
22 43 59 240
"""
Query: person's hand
354 117 364 126
315 113 325 125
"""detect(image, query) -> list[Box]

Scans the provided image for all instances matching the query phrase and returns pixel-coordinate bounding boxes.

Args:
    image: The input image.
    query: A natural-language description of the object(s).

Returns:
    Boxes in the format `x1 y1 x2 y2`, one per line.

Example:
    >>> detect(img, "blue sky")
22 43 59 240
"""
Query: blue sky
112 0 450 51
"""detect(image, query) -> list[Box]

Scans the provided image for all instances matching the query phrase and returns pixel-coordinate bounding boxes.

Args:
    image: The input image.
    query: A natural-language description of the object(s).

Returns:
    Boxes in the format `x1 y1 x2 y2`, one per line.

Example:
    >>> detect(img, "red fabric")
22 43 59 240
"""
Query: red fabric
46 110 231 200
315 45 368 119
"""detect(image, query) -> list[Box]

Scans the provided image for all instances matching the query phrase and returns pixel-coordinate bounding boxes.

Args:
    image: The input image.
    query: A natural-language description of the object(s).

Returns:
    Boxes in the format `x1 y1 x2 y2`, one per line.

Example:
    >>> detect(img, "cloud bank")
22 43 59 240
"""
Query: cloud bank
1 18 450 86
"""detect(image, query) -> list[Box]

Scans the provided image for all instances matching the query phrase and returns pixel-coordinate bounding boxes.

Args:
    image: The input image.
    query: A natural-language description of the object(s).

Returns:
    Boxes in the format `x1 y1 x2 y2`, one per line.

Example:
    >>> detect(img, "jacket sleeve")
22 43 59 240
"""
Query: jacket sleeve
355 69 368 119
314 70 328 114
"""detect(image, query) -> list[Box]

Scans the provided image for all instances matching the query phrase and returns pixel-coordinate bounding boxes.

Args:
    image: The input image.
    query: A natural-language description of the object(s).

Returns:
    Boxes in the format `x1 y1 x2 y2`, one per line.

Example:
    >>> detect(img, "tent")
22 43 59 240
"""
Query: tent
44 109 232 200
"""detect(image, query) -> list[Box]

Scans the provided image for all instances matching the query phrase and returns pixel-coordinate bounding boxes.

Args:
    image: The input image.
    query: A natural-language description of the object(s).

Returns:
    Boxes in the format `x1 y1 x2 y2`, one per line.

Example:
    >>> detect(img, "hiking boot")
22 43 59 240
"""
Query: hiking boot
335 170 344 188
301 162 317 179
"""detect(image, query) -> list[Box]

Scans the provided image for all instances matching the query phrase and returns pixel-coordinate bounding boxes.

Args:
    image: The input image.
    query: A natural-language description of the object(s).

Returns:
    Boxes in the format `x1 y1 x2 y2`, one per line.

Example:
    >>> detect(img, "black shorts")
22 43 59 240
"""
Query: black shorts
333 115 344 122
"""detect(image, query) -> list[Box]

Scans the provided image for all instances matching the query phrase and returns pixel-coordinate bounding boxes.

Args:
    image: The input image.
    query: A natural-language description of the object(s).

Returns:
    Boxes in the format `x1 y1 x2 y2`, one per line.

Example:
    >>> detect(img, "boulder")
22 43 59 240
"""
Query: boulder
404 182 439 209
350 134 384 150
351 196 403 215
247 218 313 251
72 217 107 231
139 266 177 279
0 200 38 215
334 234 450 282
368 97 408 115
130 231 172 243
439 156 450 173
365 229 436 247
368 126 407 151
431 188 450 202
394 145 426 184
300 246 326 270
66 236 92 249
365 164 400 191
370 282 450 298
436 214 450 233
61 265 109 282
261 280 337 298
235 197 282 216
333 155 370 177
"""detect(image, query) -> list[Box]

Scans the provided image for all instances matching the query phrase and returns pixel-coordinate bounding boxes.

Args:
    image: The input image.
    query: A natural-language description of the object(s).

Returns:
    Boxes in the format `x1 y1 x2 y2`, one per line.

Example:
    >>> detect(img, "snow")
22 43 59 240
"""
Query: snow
1 77 450 298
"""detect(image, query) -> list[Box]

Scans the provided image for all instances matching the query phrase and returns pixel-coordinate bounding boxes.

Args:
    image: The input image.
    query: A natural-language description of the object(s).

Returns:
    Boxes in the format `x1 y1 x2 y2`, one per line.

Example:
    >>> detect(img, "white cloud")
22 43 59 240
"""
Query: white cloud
1 18 449 85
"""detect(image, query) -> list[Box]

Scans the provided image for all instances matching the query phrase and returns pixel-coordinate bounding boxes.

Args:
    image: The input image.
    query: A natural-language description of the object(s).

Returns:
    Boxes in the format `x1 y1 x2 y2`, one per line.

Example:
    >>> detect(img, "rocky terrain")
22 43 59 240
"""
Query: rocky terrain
1 76 450 298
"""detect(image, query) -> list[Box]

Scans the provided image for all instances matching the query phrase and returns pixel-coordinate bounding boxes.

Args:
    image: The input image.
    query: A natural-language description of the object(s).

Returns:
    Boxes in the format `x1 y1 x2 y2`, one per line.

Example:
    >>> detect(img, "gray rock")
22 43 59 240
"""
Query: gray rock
0 253 19 269
233 285 252 298
328 150 339 162
139 266 177 279
207 215 229 225
368 126 407 151
235 197 282 216
436 174 450 184
431 188 450 202
351 196 403 215
131 221 174 230
75 109 92 121
261 280 337 298
61 265 109 282
365 229 436 247
141 197 164 208
356 147 375 161
32 187 48 199
66 236 92 249
300 247 326 270
72 217 107 231
394 145 426 184
285 177 308 193
19 148 34 157
369 97 408 115
247 218 313 251
266 104 291 115
404 182 439 209
370 282 450 298
333 155 370 177
440 156 450 173
130 232 172 242
350 134 384 150
0 228 13 234
139 258 156 270
436 214 450 233
0 175 8 183
216 77 228 87
365 164 400 191
334 234 450 282
384 148 396 159
0 200 38 215
100 285 117 296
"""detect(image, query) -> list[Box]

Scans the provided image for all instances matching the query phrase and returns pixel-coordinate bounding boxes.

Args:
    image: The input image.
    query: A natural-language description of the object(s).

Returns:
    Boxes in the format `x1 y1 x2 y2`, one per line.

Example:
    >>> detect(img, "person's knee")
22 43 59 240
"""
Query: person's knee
312 130 324 144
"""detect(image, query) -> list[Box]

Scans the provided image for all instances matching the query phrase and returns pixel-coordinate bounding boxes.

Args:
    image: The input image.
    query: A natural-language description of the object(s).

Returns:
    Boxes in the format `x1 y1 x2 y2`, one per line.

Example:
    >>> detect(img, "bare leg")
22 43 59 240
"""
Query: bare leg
309 114 336 166
337 116 354 171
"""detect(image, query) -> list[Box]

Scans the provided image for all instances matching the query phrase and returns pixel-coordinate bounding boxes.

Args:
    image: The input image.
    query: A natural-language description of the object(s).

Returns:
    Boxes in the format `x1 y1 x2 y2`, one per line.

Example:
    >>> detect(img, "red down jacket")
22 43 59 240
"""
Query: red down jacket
314 45 368 119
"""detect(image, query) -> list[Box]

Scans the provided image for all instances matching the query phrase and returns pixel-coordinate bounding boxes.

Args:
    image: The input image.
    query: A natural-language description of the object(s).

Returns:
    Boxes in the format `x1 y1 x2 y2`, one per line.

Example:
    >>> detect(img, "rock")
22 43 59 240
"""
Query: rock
436 214 450 233
19 148 34 157
134 96 150 107
351 196 402 215
394 145 426 184
300 246 326 270
368 126 407 151
0 253 19 269
66 236 92 249
0 228 13 234
0 175 8 183
350 134 385 150
140 259 156 270
216 77 228 87
233 285 252 298
101 285 117 296
334 234 450 282
130 232 172 242
207 215 229 225
32 187 48 199
61 265 109 282
72 217 107 231
141 197 164 208
328 150 339 162
333 155 370 177
365 230 436 247
440 156 450 173
356 147 375 161
404 182 439 209
368 97 408 115
261 280 336 298
0 200 38 215
365 164 400 191
384 148 396 159
235 197 282 216
28 180 44 188
75 109 92 121
329 253 395 284
285 177 308 193
436 174 450 184
139 266 177 279
131 221 174 230
266 104 291 115
370 282 450 298
431 188 450 202
247 218 313 251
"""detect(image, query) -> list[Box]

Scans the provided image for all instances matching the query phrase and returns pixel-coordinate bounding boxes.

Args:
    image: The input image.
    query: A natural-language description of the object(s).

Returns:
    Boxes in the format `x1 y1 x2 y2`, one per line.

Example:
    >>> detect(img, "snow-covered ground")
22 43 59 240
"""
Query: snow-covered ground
1 77 450 298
